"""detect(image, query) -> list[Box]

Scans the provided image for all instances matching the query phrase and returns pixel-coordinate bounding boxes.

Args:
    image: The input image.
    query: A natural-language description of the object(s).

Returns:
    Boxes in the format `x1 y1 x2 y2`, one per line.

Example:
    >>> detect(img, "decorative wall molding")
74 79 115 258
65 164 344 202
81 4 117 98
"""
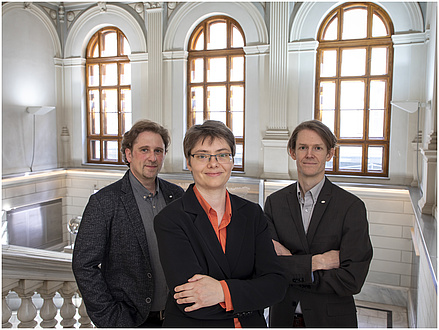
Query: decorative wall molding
288 40 319 53
392 32 427 46
64 3 146 57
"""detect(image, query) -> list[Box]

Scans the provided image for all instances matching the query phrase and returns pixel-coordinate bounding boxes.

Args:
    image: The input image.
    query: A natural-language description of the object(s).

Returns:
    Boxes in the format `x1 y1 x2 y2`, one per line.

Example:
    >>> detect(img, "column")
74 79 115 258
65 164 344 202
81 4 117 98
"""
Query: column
262 2 290 178
146 3 164 124
59 282 78 328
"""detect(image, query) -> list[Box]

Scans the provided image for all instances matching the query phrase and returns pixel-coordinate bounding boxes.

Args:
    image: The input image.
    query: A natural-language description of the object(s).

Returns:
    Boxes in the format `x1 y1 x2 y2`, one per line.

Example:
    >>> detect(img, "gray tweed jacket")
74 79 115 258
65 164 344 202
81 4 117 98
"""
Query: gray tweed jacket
72 170 184 328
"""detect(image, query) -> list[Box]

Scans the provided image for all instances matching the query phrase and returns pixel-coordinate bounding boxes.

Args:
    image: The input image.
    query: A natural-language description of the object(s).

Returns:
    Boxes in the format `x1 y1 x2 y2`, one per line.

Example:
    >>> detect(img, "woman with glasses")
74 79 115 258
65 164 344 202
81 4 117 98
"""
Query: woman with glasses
154 120 287 327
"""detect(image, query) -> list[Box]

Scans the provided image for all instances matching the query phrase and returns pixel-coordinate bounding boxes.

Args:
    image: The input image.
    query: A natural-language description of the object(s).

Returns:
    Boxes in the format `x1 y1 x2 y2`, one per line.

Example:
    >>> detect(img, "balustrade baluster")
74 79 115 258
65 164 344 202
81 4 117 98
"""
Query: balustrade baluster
38 281 63 328
59 282 78 328
14 279 43 328
2 279 19 328
77 291 93 328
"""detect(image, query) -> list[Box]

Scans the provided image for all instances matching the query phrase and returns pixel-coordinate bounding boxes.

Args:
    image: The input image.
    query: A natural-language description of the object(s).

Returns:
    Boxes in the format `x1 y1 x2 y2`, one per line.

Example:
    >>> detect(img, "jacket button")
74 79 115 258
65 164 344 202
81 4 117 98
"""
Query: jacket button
146 297 152 304
147 273 152 278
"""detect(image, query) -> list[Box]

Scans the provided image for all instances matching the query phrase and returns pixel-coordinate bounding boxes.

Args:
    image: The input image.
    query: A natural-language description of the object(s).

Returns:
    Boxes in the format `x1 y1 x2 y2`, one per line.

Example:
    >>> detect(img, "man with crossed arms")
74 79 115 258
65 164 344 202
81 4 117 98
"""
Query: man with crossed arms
265 120 373 327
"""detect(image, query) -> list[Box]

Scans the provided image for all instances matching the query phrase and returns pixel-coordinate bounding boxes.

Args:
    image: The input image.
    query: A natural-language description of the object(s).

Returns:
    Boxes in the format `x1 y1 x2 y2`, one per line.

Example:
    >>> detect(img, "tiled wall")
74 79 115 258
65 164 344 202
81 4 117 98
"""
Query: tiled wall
2 170 436 327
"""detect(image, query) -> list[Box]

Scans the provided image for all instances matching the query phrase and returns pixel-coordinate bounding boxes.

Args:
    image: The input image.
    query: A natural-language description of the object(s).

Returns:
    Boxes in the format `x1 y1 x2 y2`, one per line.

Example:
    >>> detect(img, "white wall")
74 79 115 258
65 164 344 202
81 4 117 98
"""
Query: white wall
2 5 60 175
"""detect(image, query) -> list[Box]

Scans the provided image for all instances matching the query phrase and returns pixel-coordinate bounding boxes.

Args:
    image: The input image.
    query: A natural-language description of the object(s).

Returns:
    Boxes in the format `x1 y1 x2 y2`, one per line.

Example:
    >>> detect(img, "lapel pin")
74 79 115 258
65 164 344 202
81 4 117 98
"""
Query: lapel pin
321 200 326 204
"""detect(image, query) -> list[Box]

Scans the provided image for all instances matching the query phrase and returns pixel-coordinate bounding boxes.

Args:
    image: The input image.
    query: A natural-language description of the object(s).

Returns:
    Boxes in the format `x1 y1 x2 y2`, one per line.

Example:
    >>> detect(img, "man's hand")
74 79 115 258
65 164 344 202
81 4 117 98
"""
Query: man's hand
312 250 340 272
174 274 225 312
272 240 293 256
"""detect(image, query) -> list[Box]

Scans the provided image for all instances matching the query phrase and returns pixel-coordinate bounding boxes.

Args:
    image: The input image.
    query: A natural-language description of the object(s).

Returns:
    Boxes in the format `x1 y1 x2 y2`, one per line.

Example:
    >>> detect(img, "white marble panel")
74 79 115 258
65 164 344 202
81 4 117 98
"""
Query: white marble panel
355 283 408 307
368 211 415 226
35 179 63 192
373 247 402 262
401 251 413 263
366 271 401 286
371 236 412 251
4 184 36 198
363 198 405 213
371 259 412 276
370 223 403 237
403 201 415 214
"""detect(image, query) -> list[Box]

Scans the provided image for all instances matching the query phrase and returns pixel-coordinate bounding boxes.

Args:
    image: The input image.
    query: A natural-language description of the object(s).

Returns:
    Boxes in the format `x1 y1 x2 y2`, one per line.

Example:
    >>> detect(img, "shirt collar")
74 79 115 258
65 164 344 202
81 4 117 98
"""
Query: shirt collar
297 177 326 203
129 170 160 197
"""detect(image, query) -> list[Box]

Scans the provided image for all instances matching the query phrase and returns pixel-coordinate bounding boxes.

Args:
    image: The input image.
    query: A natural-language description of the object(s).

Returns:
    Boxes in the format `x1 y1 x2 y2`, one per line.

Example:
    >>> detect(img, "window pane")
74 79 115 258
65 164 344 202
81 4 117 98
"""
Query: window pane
340 110 364 138
321 110 335 133
372 13 388 37
339 145 362 171
190 87 204 125
120 89 132 133
190 58 204 83
341 48 366 76
121 36 131 55
369 80 386 110
320 50 337 77
323 16 338 40
230 56 244 81
319 81 335 110
104 140 119 162
207 86 226 121
342 8 367 40
88 34 99 57
88 64 100 86
194 31 204 50
88 90 100 134
207 21 227 50
101 31 117 57
234 143 243 167
120 63 131 85
231 85 244 136
102 63 118 86
102 89 118 135
369 110 384 138
368 146 383 171
340 81 364 110
90 140 100 160
371 47 388 75
207 57 227 82
325 157 333 171
232 26 244 47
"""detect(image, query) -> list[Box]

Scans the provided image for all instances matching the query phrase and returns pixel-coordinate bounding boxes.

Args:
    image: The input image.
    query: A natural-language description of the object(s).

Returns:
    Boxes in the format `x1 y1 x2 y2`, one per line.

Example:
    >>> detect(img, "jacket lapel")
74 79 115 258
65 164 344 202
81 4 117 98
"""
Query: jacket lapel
306 178 332 245
183 185 232 278
120 171 151 260
224 195 247 274
286 183 310 253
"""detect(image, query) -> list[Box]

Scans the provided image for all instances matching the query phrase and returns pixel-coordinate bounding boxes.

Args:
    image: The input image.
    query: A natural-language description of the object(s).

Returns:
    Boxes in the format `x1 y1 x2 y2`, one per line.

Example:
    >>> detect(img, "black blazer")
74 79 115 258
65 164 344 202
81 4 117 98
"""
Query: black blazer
265 178 372 328
154 184 288 328
72 170 184 328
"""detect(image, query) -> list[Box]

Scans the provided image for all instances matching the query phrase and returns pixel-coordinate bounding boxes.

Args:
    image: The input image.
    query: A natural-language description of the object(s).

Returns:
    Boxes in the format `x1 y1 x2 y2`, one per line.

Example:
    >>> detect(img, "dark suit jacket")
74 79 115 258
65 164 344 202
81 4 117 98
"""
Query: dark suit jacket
264 177 372 328
154 184 288 328
72 170 184 328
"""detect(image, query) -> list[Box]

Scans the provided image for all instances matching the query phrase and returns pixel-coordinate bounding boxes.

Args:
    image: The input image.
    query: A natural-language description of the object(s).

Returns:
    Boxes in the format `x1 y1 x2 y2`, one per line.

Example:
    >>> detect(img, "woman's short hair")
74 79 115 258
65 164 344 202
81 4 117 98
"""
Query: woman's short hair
121 120 170 166
183 120 236 161
287 120 337 153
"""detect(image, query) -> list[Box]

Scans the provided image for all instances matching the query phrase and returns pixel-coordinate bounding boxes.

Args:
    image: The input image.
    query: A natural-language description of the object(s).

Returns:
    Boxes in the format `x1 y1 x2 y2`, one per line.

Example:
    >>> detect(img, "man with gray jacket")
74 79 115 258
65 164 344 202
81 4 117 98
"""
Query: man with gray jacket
72 120 184 327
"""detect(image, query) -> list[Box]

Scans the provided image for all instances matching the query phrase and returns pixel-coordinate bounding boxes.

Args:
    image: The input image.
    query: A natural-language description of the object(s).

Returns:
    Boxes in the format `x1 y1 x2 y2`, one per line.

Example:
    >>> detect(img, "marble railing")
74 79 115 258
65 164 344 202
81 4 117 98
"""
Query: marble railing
2 245 92 328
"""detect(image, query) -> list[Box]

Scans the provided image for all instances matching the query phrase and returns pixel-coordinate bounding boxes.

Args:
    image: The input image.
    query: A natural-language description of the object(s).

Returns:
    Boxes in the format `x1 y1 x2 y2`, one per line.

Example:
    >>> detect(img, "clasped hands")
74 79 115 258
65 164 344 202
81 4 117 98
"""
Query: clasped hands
174 274 225 312
272 239 340 272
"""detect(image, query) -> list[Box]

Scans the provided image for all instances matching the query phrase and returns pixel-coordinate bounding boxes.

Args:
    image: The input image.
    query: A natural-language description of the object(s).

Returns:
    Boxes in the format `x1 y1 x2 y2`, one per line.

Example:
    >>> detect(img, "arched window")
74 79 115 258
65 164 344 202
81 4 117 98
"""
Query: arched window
315 3 394 176
86 27 132 164
187 16 246 171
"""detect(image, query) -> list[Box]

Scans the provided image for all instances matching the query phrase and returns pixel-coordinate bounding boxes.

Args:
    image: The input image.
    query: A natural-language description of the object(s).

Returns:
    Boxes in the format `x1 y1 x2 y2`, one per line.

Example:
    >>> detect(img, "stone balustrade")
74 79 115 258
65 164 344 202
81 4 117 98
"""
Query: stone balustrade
2 245 92 328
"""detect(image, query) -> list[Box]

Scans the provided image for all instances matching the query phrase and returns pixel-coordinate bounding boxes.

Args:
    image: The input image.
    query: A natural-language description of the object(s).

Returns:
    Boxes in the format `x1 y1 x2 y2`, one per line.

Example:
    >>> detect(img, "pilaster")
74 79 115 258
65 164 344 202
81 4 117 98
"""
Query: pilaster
262 2 290 178
146 3 164 124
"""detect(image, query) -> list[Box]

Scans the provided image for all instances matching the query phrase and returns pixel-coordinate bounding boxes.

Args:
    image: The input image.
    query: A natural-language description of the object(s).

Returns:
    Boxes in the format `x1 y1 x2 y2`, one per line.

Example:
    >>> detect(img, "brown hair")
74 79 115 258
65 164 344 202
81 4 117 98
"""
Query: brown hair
183 120 236 163
288 120 337 153
121 120 170 166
